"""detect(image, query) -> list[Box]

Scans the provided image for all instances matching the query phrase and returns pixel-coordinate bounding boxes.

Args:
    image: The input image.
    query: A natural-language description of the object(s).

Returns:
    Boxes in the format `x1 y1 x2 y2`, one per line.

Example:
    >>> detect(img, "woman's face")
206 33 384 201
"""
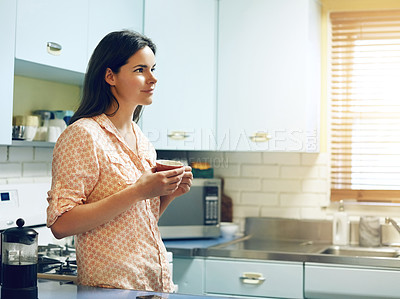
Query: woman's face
106 46 157 109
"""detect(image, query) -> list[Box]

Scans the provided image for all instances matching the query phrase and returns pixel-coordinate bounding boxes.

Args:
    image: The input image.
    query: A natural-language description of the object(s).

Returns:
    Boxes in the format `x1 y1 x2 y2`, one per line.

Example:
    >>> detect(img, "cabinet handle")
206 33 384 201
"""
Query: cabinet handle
239 272 266 285
249 132 271 143
47 42 62 56
167 131 189 140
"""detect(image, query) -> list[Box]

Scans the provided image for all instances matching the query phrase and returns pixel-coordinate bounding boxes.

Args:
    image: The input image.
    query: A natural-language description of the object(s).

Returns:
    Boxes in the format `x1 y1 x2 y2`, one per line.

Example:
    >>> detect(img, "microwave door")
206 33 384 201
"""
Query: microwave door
159 188 204 226
158 178 221 239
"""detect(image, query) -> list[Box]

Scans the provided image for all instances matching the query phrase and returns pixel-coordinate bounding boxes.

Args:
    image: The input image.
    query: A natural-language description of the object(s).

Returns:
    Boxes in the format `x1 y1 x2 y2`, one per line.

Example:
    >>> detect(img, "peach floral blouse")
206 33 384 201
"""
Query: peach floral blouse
46 113 174 292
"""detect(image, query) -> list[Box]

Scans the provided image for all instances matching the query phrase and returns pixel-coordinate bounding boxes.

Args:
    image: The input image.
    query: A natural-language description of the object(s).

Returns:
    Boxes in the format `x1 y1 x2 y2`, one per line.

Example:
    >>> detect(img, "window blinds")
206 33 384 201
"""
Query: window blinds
330 10 400 202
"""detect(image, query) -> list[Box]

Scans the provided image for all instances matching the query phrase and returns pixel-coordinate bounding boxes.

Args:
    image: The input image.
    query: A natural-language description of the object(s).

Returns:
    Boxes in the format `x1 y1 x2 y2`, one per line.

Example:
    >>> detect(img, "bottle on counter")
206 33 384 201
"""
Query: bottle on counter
332 200 350 245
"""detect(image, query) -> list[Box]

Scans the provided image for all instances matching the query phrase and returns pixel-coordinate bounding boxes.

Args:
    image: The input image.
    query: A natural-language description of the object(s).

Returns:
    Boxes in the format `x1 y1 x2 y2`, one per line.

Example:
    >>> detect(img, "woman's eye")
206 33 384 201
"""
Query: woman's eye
134 68 144 73
151 68 156 73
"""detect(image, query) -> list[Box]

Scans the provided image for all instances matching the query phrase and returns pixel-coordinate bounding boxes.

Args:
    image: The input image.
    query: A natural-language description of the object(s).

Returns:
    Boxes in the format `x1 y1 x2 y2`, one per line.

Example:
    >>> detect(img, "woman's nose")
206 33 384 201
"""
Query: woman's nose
148 71 157 84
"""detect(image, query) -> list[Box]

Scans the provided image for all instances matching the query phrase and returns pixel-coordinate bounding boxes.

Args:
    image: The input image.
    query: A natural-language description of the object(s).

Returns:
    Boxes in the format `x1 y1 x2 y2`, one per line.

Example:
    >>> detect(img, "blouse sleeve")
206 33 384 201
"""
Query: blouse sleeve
46 123 100 227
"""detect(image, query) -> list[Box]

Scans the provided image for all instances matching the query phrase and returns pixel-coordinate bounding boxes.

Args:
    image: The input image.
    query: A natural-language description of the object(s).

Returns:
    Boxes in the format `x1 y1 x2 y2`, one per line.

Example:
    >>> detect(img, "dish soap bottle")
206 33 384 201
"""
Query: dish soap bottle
332 200 350 245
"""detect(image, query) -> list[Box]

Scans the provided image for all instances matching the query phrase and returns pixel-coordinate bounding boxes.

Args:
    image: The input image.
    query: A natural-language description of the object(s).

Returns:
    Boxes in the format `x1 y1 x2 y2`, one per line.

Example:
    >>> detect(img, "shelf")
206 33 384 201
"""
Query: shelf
15 59 85 86
11 140 55 147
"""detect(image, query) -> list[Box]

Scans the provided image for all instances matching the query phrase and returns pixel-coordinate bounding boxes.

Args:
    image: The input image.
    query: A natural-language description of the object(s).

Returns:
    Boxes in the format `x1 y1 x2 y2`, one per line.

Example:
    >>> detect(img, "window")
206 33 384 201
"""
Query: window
330 10 400 203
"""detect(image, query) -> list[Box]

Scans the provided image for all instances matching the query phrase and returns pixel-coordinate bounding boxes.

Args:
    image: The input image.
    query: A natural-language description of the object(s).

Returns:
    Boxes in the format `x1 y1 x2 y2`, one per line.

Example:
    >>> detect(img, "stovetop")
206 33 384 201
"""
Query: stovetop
38 244 77 276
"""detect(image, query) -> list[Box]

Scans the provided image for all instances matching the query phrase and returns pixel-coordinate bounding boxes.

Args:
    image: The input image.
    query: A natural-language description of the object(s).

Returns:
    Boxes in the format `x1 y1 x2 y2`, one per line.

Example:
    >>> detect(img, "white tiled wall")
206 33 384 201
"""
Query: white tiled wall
0 145 52 185
187 152 330 223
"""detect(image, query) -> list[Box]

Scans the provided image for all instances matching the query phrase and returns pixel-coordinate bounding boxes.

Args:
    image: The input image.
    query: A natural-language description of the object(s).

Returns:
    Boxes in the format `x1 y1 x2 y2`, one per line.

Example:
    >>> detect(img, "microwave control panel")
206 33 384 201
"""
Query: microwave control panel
204 186 219 225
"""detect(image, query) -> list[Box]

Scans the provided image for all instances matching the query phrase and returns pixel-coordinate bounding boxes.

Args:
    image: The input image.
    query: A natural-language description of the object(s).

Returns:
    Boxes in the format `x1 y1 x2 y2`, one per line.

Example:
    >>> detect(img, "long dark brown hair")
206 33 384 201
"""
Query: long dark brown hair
69 30 156 125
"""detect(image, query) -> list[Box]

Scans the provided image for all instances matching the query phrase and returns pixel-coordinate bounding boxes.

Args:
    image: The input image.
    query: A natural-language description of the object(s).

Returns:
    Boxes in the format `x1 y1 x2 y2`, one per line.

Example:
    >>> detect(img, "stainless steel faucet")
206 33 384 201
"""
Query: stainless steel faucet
385 217 400 234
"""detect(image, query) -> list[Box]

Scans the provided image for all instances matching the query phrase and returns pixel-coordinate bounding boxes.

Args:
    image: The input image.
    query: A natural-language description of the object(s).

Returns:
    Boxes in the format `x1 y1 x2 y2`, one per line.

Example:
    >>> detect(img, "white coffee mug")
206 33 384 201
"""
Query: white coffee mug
47 126 61 143
24 126 38 141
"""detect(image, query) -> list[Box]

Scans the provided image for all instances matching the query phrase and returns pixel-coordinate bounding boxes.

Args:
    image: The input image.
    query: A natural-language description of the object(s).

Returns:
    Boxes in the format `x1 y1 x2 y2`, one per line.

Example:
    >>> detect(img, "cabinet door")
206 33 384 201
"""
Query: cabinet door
205 258 303 298
15 0 88 74
305 263 400 298
87 0 144 61
217 0 320 152
173 257 205 295
0 0 17 145
141 0 218 151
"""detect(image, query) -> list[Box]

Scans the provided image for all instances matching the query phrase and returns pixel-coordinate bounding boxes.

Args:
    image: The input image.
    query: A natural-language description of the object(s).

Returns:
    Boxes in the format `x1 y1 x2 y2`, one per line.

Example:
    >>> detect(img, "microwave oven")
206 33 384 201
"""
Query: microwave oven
158 178 221 239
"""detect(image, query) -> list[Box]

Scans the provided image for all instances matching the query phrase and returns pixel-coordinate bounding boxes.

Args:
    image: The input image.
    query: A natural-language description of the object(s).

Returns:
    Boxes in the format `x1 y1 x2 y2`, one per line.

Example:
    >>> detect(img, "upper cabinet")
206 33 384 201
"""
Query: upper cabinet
1 0 144 146
0 0 16 145
142 0 321 152
217 0 321 152
87 0 144 60
15 0 89 84
14 0 143 86
141 0 218 151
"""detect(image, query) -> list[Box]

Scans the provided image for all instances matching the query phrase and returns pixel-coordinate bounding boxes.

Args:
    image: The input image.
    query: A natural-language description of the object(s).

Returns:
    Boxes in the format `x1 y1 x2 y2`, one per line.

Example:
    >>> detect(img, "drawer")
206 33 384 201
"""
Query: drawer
205 258 303 298
305 263 400 298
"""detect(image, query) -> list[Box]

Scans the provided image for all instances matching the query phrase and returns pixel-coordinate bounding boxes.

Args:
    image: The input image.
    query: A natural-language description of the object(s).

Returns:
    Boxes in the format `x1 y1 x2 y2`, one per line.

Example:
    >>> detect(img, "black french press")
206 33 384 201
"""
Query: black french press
1 218 38 299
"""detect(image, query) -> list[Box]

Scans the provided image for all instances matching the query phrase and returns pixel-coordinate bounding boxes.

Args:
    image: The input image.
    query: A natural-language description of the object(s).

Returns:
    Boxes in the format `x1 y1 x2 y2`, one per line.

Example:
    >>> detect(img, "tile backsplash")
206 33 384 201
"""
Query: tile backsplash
0 145 52 185
186 151 331 222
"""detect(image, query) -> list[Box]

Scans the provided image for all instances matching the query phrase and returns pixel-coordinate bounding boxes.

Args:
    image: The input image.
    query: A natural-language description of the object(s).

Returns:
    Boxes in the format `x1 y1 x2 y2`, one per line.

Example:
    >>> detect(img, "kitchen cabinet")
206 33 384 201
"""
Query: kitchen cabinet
173 256 303 298
173 257 205 295
217 0 321 152
141 0 218 151
3 1 144 146
87 0 144 59
14 0 144 86
15 0 89 84
304 262 400 298
205 258 303 299
0 0 17 145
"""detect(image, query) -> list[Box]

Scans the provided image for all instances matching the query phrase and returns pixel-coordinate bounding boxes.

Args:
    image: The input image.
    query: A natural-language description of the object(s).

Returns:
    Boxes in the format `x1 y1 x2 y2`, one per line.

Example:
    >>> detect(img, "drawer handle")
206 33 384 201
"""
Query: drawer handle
167 131 189 140
249 132 271 143
47 42 62 56
239 272 266 285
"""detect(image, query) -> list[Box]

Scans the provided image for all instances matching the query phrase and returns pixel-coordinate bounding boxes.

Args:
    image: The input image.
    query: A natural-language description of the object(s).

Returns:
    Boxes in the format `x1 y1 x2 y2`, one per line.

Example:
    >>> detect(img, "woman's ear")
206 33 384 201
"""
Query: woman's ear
105 68 115 86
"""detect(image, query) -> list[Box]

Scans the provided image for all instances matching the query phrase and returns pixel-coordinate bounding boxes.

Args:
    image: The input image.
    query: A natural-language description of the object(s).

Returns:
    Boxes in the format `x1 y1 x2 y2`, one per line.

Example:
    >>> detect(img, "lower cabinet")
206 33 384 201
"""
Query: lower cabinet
304 262 400 299
205 258 303 299
173 257 205 296
173 257 303 298
173 258 400 298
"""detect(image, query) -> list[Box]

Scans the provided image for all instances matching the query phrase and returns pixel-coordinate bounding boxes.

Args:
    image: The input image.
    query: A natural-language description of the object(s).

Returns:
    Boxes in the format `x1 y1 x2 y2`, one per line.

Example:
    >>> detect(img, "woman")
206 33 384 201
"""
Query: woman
46 30 193 292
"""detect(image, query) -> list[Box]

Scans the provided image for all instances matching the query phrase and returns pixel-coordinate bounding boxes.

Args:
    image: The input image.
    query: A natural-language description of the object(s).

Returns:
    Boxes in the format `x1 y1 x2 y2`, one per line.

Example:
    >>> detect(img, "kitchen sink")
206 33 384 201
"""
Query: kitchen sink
320 246 400 258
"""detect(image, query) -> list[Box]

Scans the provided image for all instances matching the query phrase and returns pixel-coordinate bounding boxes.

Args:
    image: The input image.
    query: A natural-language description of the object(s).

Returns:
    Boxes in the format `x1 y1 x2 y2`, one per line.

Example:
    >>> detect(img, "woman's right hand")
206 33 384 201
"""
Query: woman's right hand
134 167 185 200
